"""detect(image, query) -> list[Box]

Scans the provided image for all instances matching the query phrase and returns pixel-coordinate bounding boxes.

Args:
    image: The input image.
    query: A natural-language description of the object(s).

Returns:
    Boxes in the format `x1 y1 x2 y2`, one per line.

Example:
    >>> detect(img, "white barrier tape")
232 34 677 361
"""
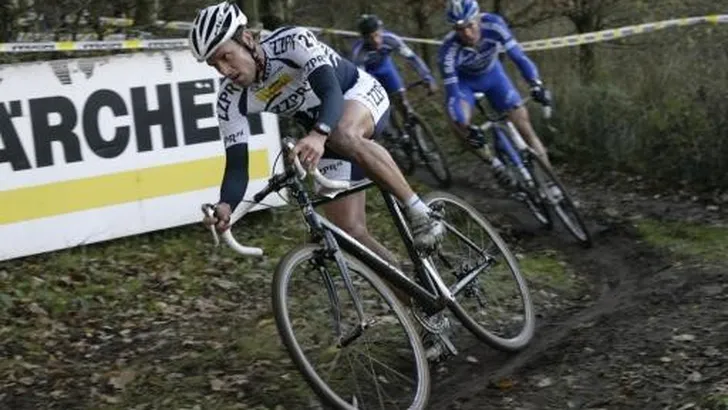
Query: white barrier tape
2 14 726 53
0 38 189 53
521 14 728 51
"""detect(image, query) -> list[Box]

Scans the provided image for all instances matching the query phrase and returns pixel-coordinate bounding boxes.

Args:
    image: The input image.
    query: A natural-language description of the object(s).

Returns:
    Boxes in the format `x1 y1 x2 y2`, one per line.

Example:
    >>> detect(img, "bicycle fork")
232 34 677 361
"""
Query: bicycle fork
493 124 534 188
297 185 371 348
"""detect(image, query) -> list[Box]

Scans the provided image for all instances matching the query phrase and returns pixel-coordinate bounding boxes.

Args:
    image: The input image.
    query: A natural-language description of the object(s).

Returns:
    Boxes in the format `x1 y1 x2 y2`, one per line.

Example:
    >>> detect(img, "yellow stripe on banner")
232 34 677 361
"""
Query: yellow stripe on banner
56 41 75 51
123 39 141 49
0 150 270 225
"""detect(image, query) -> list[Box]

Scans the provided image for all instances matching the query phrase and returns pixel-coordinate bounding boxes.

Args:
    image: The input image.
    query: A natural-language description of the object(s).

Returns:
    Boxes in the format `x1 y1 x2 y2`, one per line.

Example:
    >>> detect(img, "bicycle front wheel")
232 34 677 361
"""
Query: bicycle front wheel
409 113 452 188
526 150 593 248
273 244 430 410
422 192 535 352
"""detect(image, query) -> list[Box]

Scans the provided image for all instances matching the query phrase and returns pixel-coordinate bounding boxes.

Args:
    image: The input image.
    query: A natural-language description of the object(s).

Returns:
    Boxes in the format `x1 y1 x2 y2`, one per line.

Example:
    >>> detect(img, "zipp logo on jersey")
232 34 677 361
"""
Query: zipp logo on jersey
270 34 297 55
267 85 309 114
218 81 242 121
255 73 293 102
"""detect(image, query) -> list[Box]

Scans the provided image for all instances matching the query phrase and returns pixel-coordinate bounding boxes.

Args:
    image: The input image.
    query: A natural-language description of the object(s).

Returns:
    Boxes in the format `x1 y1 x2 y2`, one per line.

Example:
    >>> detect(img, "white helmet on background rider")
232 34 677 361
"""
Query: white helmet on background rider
445 0 480 26
189 2 248 62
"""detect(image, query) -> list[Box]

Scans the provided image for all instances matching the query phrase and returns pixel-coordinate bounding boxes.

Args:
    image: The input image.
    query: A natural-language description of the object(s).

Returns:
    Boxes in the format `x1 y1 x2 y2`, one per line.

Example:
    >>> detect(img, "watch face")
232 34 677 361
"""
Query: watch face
316 123 331 135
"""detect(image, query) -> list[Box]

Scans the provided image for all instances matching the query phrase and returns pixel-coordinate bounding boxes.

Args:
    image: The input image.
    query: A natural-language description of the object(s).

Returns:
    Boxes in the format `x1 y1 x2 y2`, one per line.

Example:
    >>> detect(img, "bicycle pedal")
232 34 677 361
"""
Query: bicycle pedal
510 192 528 202
425 334 458 363
439 333 458 356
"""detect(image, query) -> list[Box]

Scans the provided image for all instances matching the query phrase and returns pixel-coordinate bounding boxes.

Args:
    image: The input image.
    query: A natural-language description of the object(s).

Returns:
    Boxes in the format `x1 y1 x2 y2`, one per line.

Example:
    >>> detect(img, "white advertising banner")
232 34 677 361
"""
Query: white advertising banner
0 50 286 261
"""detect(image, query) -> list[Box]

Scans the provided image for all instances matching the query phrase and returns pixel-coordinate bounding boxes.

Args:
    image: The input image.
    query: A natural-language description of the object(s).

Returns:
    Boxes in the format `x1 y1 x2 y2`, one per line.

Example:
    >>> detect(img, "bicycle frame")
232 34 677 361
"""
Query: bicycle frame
207 137 492 335
294 175 452 316
474 96 534 170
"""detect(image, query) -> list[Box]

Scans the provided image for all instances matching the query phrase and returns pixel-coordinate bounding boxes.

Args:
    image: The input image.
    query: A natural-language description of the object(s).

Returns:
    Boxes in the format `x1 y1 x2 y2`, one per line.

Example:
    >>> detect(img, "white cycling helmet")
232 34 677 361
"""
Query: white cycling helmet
189 2 248 62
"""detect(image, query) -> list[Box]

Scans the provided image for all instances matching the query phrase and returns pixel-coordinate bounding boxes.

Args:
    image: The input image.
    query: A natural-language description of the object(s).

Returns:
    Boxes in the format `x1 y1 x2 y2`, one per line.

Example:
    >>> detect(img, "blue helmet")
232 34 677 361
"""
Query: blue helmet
446 0 480 25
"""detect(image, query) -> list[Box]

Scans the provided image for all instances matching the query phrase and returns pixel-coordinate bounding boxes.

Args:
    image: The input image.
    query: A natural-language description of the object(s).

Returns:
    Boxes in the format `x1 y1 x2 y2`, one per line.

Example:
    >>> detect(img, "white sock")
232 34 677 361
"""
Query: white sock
491 157 504 168
405 194 430 217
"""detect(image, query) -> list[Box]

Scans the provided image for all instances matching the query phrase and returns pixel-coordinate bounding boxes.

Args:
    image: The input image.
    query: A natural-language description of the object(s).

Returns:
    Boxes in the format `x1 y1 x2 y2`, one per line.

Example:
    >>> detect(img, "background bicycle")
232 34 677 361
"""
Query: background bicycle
203 137 535 409
472 95 593 247
379 80 453 188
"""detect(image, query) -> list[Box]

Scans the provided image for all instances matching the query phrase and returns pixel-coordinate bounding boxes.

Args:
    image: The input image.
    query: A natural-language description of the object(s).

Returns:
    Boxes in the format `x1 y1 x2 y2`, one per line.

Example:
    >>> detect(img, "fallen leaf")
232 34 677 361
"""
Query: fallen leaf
27 303 48 316
537 377 553 388
100 395 120 404
495 378 514 391
687 371 702 383
109 370 136 390
210 378 225 391
213 278 237 290
672 334 696 342
18 377 34 386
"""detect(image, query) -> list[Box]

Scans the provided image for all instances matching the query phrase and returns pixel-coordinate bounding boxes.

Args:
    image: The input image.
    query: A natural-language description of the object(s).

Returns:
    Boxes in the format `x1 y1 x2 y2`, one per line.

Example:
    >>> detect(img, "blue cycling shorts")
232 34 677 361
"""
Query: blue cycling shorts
369 58 405 94
456 60 523 114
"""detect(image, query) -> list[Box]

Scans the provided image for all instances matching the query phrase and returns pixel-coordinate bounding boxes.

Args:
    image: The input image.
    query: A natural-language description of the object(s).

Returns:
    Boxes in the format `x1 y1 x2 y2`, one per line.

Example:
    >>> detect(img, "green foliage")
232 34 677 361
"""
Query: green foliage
635 219 728 263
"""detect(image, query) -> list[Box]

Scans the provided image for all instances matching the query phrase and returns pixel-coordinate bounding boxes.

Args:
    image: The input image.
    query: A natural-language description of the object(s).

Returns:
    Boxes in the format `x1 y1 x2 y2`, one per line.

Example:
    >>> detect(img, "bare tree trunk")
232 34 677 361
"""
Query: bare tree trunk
134 0 153 27
493 0 503 15
413 5 431 67
571 15 598 82
0 1 12 42
238 0 260 26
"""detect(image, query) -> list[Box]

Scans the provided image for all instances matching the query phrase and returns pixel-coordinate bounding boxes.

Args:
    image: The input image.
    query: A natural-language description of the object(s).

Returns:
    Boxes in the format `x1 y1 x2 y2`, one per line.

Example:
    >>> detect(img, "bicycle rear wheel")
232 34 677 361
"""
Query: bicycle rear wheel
422 192 535 352
273 244 430 409
409 113 452 188
526 150 593 248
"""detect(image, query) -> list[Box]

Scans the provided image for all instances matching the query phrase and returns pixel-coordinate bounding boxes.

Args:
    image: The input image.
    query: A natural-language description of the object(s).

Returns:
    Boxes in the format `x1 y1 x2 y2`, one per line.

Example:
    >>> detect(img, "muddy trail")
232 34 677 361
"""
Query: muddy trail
413 167 728 410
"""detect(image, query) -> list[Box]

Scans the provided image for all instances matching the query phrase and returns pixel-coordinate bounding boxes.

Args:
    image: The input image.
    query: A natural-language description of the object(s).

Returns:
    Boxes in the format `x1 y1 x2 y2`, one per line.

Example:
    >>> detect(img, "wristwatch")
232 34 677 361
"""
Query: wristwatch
313 122 332 137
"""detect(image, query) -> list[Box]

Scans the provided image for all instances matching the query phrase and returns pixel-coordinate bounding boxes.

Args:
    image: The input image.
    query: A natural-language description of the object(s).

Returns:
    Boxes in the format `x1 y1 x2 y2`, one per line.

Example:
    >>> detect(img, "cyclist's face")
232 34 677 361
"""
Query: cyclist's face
364 30 383 48
207 39 256 87
455 19 480 46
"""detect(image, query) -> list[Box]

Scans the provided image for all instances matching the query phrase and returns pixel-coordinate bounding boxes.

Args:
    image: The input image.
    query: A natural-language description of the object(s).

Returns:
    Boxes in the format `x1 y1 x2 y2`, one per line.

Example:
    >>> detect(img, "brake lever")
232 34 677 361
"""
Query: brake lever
201 203 220 247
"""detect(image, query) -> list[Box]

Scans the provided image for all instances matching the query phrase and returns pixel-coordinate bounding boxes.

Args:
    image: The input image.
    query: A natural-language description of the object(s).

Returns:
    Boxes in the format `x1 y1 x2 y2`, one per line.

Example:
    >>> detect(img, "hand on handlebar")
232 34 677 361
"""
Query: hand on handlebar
529 80 552 107
292 131 327 170
426 79 438 95
202 202 232 233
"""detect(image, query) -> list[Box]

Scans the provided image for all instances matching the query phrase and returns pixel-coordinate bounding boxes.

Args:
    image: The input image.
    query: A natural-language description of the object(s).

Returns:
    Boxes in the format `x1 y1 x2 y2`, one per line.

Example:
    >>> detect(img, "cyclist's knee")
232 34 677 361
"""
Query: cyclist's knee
329 122 367 158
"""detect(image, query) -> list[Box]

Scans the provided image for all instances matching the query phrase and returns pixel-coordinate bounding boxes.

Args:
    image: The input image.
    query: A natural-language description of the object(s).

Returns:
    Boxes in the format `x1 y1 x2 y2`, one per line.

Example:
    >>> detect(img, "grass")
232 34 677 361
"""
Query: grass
634 219 728 263
0 178 580 409
519 250 577 295
0 182 432 409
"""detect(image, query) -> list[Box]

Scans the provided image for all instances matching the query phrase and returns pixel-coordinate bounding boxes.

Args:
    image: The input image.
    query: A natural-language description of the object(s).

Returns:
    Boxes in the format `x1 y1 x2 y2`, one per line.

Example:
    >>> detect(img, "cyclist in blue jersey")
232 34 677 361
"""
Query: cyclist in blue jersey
352 14 438 129
438 0 553 186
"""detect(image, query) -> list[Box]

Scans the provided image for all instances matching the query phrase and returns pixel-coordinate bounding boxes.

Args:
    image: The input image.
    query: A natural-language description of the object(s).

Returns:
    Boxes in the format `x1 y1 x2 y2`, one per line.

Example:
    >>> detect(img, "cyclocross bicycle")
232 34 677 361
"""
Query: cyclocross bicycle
379 80 452 188
473 94 592 247
201 137 535 409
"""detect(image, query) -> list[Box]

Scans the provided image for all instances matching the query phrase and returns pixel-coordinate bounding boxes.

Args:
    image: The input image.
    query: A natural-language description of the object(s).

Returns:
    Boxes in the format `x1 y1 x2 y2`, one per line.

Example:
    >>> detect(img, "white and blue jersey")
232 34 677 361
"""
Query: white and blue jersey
352 30 434 93
438 13 540 122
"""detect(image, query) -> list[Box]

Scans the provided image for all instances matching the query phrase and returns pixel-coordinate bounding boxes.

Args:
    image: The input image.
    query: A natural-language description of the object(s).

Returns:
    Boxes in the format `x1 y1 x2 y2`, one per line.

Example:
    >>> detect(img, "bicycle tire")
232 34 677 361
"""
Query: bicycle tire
380 128 416 176
526 150 593 248
409 113 452 188
272 244 431 410
493 125 552 229
422 191 535 352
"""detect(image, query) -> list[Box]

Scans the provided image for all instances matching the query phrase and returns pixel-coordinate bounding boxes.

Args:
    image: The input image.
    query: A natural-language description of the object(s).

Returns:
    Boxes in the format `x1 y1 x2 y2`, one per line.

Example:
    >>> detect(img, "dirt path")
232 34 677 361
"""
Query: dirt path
413 168 728 410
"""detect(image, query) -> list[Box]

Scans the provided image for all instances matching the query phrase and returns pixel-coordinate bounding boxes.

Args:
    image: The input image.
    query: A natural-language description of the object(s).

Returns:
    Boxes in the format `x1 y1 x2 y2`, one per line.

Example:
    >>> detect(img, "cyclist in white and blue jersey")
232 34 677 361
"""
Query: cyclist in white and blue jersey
352 14 438 126
191 2 444 258
438 0 553 185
